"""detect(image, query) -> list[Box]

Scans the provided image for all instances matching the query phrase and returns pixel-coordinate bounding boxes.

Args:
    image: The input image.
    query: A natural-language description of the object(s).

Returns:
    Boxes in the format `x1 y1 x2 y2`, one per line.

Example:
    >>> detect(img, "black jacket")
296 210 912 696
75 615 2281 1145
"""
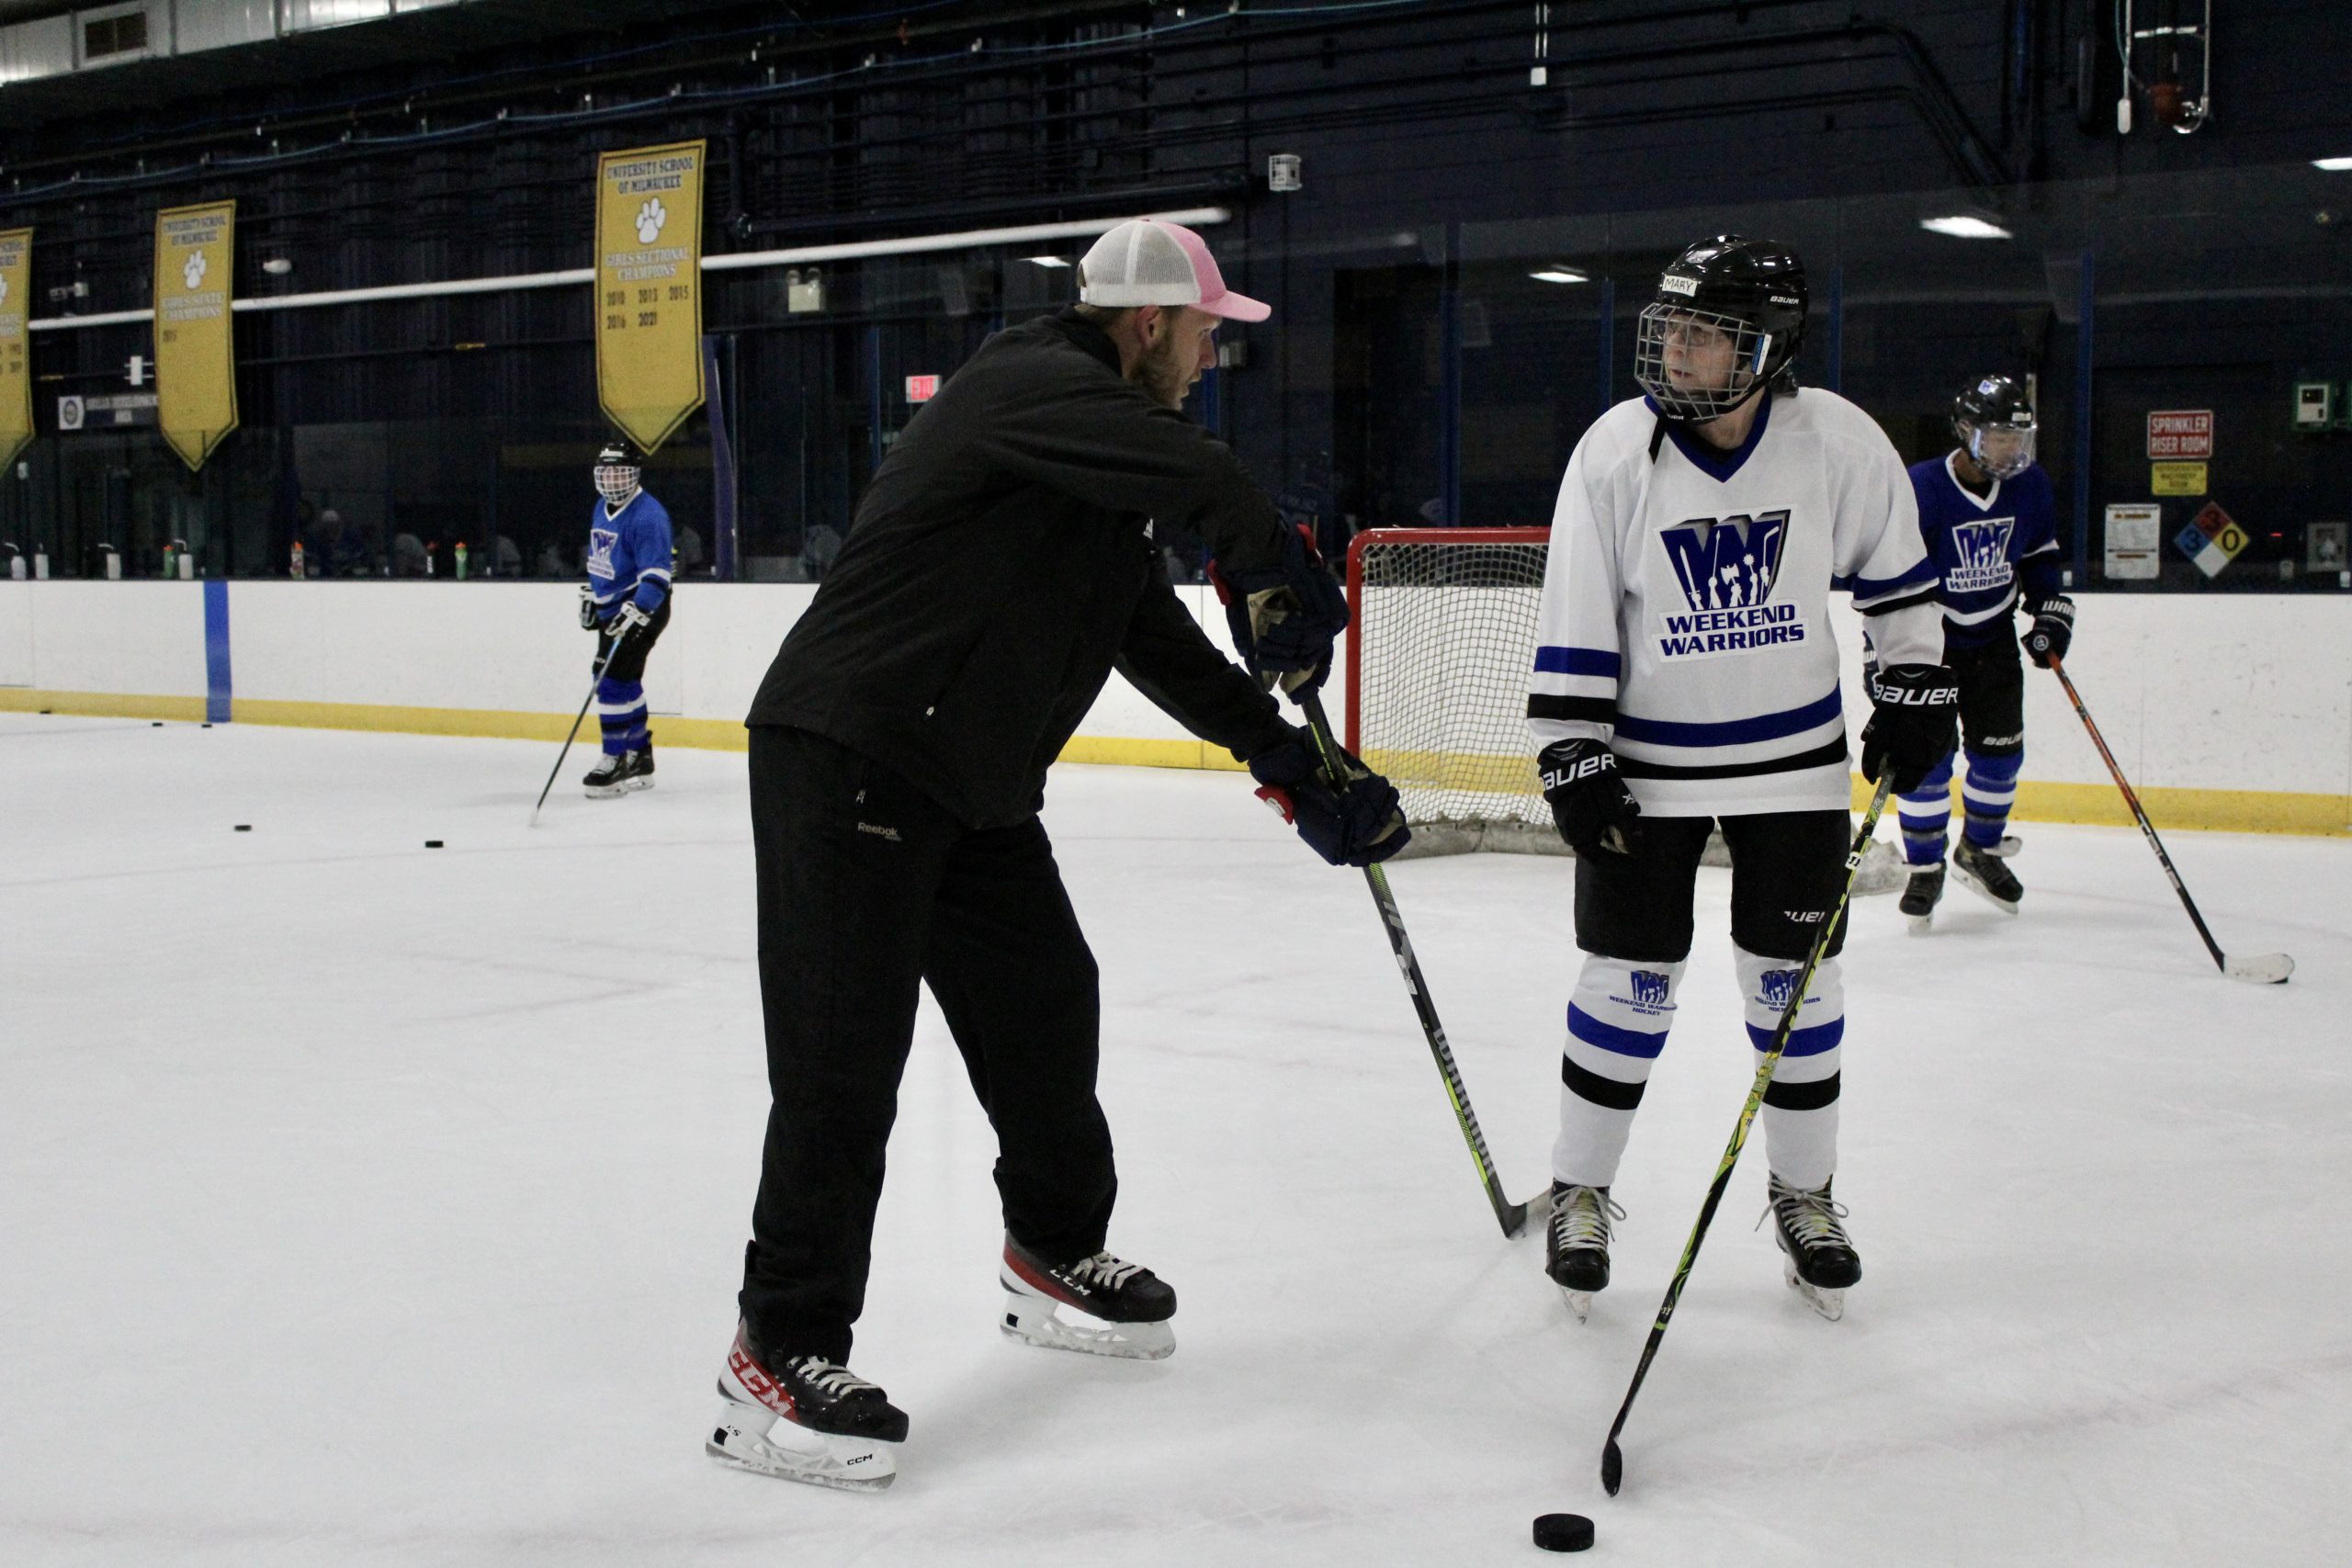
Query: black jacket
747 309 1297 828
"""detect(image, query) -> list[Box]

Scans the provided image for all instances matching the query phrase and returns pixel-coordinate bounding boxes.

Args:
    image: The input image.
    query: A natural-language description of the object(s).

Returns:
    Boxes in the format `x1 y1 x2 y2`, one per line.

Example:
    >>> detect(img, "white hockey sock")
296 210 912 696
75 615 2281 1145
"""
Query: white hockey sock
1736 944 1842 1191
1555 955 1685 1189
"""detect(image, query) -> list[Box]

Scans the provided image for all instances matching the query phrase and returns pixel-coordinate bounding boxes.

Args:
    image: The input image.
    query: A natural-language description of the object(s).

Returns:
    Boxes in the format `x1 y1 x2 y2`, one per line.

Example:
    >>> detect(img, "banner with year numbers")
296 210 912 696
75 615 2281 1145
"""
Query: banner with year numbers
0 228 32 472
153 201 239 471
595 141 706 453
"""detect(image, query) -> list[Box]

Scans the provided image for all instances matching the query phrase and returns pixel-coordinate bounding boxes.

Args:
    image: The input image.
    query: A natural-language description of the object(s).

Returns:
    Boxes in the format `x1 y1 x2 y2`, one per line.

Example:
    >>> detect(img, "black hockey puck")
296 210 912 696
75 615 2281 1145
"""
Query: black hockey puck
1533 1513 1594 1552
424 840 444 849
152 721 164 728
234 825 252 832
202 722 213 728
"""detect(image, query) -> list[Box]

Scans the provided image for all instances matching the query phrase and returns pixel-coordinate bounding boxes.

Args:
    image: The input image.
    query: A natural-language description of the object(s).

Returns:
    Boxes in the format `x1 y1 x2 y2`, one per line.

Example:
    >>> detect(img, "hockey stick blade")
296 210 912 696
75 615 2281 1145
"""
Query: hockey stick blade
2224 953 2294 985
1600 1438 1624 1496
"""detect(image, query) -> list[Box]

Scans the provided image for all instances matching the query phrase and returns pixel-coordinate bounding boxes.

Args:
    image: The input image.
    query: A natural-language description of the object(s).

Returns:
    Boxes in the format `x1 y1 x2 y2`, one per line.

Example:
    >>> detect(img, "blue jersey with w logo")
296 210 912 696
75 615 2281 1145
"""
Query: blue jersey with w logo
1906 454 2061 649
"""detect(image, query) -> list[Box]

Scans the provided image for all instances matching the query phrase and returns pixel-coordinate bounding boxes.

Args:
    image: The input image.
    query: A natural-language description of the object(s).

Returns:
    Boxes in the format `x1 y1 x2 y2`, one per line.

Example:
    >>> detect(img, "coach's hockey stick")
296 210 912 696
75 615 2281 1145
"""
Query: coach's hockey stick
1600 775 1894 1497
1297 692 1548 1240
529 637 626 827
2048 658 2291 985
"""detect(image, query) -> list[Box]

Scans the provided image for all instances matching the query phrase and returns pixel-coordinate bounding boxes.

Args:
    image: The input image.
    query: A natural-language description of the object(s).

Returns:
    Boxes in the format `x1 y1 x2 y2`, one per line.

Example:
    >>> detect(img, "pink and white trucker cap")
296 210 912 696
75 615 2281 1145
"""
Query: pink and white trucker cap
1076 218 1270 322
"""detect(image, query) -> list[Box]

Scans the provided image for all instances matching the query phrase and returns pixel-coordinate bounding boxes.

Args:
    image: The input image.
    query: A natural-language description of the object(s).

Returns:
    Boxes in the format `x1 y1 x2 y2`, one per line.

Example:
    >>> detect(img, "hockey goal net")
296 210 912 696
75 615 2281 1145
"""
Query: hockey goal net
1345 528 1560 857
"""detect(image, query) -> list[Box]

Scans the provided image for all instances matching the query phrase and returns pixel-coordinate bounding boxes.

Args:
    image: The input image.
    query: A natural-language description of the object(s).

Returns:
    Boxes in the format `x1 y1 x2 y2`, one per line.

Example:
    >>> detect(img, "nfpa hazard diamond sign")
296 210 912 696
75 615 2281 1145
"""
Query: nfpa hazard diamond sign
2173 500 2248 579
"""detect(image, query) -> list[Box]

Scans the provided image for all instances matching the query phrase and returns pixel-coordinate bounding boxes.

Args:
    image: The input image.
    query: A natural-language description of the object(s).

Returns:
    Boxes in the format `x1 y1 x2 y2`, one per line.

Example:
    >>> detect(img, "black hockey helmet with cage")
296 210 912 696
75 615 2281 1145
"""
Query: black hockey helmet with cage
1951 374 2038 479
1634 235 1809 423
594 441 641 503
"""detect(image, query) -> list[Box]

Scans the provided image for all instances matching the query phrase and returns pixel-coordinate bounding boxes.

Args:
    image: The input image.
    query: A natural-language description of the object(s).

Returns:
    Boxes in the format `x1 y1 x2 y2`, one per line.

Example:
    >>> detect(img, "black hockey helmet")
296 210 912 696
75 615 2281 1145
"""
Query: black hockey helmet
1951 373 2037 479
594 441 642 502
1634 235 1809 423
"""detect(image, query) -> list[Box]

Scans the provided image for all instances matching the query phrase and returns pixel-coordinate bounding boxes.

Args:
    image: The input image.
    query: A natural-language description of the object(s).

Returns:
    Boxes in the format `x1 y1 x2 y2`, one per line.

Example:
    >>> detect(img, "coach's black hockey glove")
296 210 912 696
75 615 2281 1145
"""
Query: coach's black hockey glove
1247 729 1410 867
1209 524 1349 699
1538 738 1643 859
2022 595 2075 670
578 585 600 631
1861 663 1960 794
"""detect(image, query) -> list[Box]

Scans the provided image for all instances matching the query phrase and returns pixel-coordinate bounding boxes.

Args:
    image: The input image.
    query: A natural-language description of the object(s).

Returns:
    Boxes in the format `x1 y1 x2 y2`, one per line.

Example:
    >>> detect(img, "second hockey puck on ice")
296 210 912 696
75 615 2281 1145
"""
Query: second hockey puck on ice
424 840 445 849
1532 1513 1594 1552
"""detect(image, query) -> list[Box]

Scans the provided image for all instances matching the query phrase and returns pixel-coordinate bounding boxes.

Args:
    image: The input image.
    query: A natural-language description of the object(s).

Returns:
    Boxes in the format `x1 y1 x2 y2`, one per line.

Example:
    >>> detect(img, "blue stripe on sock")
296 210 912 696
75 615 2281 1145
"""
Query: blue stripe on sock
1746 1018 1845 1057
1567 1004 1669 1059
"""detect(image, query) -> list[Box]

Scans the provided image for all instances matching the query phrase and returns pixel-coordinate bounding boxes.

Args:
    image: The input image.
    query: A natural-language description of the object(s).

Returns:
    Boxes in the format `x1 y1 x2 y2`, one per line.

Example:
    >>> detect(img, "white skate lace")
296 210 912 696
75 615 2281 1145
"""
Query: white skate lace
787 1358 881 1400
1761 1180 1851 1252
1062 1252 1144 1292
1550 1186 1624 1251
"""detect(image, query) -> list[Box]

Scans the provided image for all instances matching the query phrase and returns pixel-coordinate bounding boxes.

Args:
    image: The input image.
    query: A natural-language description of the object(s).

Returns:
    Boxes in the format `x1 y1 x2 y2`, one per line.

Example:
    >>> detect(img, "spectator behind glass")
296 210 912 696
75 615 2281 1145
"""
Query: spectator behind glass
674 525 706 577
391 532 428 578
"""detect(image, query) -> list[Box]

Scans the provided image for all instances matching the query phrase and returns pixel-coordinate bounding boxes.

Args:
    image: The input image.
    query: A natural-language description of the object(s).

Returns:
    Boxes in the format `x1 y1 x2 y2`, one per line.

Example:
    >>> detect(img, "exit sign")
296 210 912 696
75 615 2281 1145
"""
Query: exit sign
904 374 941 403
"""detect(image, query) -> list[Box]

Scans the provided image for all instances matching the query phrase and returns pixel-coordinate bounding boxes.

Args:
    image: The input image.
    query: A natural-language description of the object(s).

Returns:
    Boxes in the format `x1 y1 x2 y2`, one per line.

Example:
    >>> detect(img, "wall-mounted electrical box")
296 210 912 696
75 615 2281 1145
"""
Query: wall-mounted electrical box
2292 381 2335 431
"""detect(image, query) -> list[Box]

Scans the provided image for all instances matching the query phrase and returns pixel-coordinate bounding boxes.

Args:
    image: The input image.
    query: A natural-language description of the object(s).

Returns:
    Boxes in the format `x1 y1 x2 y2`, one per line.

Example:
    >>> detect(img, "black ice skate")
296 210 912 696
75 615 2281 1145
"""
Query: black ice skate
1545 1182 1624 1324
1900 863 1947 932
707 1323 907 1492
1951 838 2021 914
583 747 655 798
1001 1236 1176 1359
1764 1174 1861 1322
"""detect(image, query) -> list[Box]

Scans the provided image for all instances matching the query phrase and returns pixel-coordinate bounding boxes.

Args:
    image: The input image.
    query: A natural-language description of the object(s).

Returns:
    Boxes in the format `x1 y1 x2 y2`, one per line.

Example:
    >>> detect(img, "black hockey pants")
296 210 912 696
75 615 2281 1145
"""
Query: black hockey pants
739 725 1116 1363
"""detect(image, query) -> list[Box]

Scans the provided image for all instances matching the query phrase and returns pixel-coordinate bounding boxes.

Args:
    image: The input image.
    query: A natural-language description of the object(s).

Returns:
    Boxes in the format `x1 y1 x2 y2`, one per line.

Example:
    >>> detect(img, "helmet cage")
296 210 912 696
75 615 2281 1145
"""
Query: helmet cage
594 450 641 503
1960 418 2036 480
1634 302 1781 422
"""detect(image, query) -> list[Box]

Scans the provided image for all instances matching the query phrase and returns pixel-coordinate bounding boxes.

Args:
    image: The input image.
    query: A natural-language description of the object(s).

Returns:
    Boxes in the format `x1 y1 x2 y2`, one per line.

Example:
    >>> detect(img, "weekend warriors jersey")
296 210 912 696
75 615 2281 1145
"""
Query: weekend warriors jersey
586 490 675 615
1528 390 1944 816
1906 455 2063 649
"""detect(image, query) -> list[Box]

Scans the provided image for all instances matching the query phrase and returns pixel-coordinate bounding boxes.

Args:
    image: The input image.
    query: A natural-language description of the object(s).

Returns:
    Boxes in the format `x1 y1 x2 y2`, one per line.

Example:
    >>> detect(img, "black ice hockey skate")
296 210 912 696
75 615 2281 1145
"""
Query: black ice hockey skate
1545 1181 1624 1323
1001 1236 1176 1359
583 747 655 798
1951 838 2021 913
1765 1174 1861 1321
707 1322 907 1491
1900 863 1947 931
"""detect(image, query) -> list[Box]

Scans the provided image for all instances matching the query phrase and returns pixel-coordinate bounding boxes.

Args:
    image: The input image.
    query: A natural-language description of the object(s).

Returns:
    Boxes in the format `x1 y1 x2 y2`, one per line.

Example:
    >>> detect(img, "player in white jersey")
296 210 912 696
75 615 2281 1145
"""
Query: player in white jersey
1524 236 1958 1320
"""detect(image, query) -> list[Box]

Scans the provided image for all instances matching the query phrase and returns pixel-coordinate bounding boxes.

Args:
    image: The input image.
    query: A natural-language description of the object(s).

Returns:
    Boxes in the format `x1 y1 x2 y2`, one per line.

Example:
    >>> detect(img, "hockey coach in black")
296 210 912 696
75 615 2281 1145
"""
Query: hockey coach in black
707 217 1410 1491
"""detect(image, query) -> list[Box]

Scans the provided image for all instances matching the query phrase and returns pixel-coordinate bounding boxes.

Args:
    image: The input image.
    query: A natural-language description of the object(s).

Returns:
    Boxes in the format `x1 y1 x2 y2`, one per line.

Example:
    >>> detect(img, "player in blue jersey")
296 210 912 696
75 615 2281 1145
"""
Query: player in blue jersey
1894 375 2075 927
579 442 675 796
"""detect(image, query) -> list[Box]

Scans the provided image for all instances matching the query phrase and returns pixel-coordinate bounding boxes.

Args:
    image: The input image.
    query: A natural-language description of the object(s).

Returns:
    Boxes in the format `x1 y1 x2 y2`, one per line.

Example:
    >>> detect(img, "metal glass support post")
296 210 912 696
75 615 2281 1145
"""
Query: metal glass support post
1826 264 1844 393
2072 250 2095 586
1438 219 1463 526
703 334 740 581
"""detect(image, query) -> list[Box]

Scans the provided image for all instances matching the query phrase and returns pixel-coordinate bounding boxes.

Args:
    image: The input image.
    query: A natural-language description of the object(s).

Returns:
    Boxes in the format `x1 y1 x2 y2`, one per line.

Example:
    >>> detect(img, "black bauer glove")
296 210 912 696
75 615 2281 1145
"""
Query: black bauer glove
1209 524 1350 698
2023 595 2075 670
1861 663 1960 795
1246 729 1411 867
1537 738 1642 858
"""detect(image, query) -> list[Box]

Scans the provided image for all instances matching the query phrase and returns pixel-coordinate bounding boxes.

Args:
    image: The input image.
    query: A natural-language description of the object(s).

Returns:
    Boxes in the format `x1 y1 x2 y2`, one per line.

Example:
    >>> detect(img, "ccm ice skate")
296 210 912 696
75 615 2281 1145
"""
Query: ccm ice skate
1000 1236 1176 1359
1951 837 2021 914
1545 1182 1624 1323
583 747 654 798
707 1323 907 1492
1900 863 1946 932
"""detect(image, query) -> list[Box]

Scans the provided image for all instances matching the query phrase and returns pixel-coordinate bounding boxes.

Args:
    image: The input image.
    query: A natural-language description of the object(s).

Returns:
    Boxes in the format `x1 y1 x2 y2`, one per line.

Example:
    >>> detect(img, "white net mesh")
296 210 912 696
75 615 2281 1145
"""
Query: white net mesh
1348 529 1559 857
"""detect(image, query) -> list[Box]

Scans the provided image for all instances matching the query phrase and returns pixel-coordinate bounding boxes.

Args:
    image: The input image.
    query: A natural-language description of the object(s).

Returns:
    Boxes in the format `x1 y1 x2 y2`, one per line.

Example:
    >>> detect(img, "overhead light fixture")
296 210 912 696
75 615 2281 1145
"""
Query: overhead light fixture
1919 213 2013 240
1529 267 1589 284
2314 155 2352 172
1023 254 1070 268
261 258 294 276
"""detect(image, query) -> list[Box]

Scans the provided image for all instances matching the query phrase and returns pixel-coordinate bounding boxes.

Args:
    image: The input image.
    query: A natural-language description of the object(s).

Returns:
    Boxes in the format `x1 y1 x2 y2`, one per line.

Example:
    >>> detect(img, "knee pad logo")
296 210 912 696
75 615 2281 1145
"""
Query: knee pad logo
1757 968 1802 1011
1629 971 1671 1009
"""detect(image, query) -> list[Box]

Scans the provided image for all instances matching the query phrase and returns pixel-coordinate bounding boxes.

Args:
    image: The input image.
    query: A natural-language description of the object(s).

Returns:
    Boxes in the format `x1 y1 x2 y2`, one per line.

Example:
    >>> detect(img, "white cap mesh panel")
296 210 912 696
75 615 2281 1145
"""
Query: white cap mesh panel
1078 220 1204 308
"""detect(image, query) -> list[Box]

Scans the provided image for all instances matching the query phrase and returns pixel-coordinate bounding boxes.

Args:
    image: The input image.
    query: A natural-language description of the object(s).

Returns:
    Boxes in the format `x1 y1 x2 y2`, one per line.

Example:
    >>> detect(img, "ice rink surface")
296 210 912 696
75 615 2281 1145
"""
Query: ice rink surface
5 712 2348 1567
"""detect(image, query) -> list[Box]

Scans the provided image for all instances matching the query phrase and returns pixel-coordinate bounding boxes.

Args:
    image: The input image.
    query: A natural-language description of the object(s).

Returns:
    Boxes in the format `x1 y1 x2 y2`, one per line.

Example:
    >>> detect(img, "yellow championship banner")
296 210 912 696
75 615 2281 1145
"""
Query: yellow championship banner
153 201 239 471
0 228 31 472
595 140 706 452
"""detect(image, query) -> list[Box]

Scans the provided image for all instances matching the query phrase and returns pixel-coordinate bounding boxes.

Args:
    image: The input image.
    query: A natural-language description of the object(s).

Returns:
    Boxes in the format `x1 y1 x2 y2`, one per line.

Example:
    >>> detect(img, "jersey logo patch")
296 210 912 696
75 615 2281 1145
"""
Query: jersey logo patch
587 526 618 581
1629 971 1671 1009
1945 517 2017 593
1655 511 1805 661
1756 968 1803 1012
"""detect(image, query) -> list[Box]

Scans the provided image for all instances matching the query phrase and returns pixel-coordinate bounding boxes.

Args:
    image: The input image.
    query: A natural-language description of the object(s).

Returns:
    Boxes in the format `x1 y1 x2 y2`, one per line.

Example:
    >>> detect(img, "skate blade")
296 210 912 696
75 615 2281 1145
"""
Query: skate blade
1949 862 2018 915
1001 1293 1174 1360
1558 1286 1593 1324
1905 911 1934 934
706 1402 898 1492
1781 1258 1847 1322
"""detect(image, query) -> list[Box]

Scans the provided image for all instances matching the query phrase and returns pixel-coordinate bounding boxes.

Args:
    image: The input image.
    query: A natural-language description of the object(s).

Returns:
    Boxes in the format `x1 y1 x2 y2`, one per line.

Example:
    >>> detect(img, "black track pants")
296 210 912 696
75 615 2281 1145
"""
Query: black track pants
738 725 1115 1363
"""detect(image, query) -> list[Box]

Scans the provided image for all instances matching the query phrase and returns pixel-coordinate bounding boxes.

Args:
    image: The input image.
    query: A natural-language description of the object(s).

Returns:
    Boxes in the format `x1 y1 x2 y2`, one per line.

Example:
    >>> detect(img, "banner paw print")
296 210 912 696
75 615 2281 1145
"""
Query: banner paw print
183 249 208 290
635 198 667 245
